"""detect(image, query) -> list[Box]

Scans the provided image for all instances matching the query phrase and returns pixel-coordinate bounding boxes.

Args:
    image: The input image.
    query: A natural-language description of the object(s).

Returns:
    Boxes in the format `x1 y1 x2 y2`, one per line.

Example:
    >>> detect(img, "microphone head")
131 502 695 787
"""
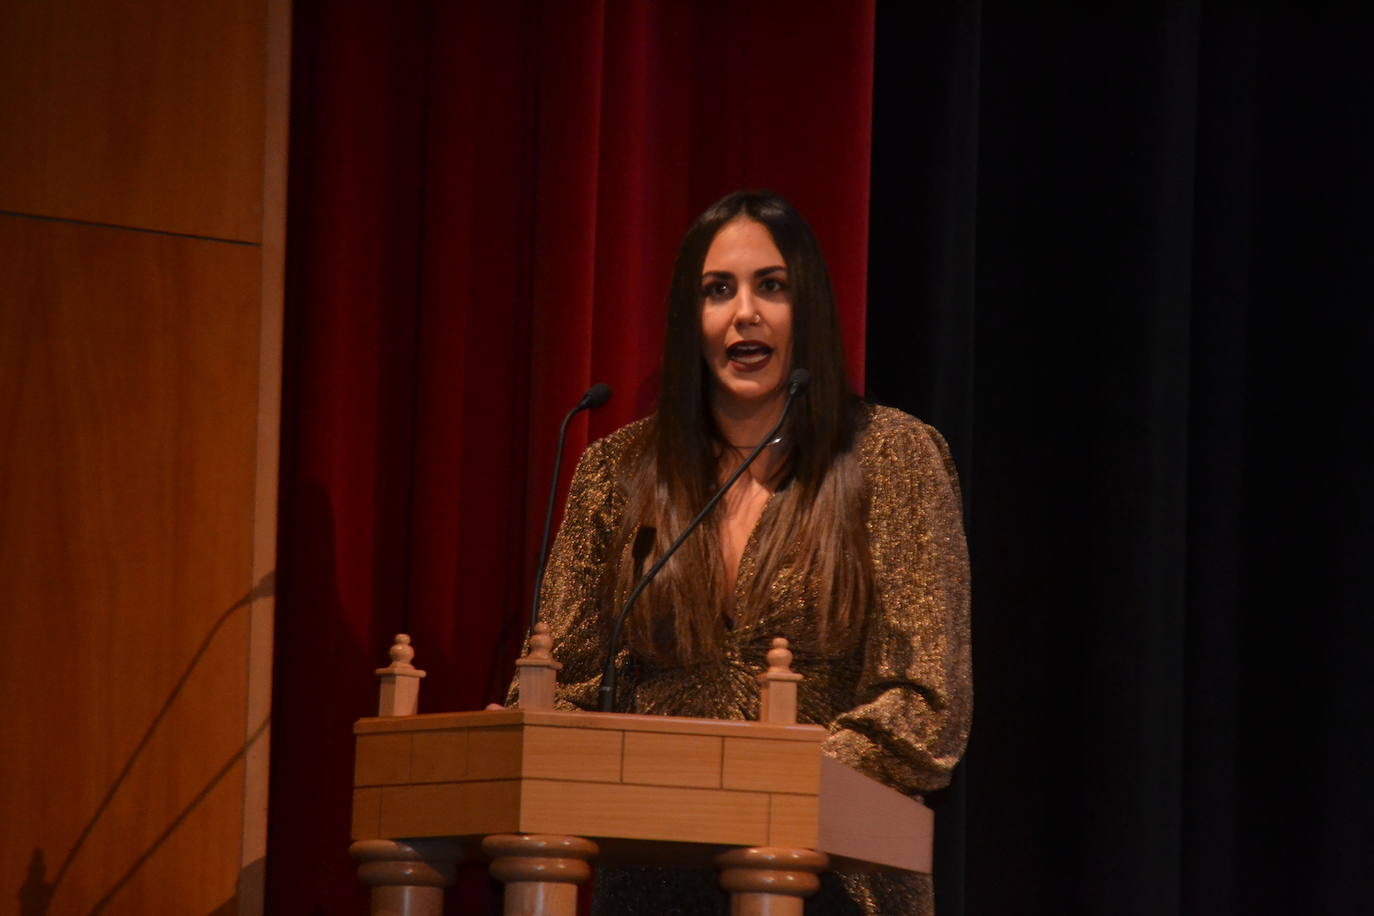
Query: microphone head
787 368 811 395
581 382 613 409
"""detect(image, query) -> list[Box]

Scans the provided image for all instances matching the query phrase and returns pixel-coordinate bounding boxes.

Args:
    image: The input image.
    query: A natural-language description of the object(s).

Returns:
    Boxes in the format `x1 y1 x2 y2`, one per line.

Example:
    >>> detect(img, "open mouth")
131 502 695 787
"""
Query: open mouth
726 341 773 367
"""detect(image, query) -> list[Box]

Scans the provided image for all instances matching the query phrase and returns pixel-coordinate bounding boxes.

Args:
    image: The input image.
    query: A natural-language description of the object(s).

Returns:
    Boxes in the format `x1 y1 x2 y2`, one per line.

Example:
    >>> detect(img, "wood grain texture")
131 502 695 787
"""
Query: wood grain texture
375 781 523 840
722 737 822 795
816 756 932 874
409 730 469 783
352 714 834 851
352 788 384 841
239 0 291 905
0 0 287 910
767 795 820 850
354 708 828 742
523 725 623 783
0 0 267 240
0 215 264 913
520 780 773 847
466 726 524 781
355 734 416 786
622 732 723 789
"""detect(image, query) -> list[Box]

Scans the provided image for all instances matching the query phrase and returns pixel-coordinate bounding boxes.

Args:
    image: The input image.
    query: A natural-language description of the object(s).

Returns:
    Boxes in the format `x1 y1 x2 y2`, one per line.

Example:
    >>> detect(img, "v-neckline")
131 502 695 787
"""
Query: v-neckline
728 486 779 622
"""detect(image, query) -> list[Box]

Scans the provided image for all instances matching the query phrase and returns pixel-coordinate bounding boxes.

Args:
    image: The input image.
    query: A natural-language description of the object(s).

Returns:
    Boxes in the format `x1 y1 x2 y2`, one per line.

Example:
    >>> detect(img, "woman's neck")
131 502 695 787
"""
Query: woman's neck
711 393 785 449
711 393 787 483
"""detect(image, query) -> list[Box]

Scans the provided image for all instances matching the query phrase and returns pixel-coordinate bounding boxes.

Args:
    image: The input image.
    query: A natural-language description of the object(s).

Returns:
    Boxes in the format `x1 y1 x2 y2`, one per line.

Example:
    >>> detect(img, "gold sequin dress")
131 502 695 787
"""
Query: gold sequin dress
531 404 972 915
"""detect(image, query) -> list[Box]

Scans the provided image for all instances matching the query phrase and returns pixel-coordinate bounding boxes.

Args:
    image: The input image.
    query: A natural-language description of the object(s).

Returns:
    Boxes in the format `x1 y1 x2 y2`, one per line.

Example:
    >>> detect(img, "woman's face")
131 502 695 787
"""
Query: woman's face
699 218 794 416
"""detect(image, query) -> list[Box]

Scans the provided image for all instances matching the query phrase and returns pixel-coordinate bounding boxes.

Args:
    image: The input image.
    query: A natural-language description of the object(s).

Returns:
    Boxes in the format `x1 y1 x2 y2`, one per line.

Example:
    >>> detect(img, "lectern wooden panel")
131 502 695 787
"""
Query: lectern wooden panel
354 709 827 854
350 632 934 915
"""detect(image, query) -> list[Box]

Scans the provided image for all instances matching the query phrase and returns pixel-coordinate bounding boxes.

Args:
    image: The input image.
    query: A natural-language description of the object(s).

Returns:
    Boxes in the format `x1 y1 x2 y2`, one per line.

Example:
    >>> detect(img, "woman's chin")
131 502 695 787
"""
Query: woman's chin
712 376 784 411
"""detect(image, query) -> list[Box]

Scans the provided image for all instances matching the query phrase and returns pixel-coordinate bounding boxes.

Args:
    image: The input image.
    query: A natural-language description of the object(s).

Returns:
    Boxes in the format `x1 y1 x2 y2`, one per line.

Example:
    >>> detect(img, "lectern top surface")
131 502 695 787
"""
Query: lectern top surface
354 706 828 741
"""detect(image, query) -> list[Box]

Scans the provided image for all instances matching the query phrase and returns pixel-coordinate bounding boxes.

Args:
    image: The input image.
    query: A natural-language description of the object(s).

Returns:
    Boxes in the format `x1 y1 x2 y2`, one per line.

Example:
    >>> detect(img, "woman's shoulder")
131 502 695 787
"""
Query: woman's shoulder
855 403 960 483
583 414 654 467
856 402 945 450
562 416 653 512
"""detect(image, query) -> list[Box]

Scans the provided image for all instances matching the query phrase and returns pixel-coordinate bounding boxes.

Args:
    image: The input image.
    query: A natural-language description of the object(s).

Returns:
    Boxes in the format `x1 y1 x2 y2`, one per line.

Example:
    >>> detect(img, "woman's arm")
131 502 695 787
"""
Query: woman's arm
510 430 628 710
823 413 973 795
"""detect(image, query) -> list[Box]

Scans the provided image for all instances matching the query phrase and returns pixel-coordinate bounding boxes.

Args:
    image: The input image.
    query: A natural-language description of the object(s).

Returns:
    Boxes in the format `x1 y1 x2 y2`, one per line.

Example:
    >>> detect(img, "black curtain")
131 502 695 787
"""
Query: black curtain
867 4 1374 914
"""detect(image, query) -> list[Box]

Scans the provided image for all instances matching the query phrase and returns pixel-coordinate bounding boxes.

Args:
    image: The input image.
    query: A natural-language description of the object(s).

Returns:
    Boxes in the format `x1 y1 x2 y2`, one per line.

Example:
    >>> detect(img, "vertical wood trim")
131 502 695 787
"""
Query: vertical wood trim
239 1 292 913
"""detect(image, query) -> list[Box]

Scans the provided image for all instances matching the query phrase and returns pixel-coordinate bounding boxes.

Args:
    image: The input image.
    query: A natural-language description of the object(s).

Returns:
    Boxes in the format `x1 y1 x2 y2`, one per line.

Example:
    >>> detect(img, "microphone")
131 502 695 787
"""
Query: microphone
529 382 613 633
579 382 612 411
596 368 811 712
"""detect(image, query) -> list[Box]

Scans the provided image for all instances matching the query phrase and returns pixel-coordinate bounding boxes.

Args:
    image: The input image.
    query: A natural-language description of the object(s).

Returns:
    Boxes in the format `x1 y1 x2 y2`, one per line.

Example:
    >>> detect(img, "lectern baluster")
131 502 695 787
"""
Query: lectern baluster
350 838 462 916
716 846 829 916
483 834 598 916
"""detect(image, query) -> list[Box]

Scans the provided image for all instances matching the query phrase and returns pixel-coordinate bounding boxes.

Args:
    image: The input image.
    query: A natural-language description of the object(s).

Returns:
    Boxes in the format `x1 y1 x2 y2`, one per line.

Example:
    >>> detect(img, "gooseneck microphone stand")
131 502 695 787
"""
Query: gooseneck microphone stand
596 369 810 712
529 382 612 634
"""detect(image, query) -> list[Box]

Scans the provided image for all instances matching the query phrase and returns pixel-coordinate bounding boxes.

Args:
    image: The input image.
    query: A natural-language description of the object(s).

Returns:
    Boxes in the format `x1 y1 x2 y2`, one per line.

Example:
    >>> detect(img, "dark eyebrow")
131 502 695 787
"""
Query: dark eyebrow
700 266 787 281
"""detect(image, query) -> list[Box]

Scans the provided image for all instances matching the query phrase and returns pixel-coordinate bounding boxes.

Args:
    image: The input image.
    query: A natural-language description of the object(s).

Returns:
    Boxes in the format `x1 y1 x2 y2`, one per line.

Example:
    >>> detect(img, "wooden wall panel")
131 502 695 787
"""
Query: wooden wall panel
0 0 267 241
0 0 287 909
0 216 264 914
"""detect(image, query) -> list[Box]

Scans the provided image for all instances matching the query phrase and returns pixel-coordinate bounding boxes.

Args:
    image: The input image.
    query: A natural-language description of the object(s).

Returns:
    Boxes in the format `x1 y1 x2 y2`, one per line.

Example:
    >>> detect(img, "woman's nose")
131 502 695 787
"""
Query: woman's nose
732 289 759 326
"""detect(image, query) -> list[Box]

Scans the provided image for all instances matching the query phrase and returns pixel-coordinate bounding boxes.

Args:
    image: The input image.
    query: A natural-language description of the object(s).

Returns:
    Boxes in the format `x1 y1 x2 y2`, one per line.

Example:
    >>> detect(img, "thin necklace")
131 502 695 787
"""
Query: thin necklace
725 435 783 449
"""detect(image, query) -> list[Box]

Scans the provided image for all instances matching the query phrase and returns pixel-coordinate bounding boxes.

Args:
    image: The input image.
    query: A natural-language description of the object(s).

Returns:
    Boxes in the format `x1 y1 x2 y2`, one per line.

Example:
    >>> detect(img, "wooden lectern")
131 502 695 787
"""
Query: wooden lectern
350 628 933 915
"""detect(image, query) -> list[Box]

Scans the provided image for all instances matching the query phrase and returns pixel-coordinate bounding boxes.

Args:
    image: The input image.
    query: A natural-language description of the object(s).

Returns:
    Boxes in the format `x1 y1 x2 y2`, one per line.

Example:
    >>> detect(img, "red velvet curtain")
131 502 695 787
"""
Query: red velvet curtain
268 2 875 910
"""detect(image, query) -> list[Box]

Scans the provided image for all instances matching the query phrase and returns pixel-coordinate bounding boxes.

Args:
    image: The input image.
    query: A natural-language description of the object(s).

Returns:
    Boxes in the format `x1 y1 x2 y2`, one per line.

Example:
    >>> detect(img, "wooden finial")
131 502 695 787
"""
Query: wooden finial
375 634 427 717
766 636 794 674
514 622 563 710
388 633 416 667
756 636 802 724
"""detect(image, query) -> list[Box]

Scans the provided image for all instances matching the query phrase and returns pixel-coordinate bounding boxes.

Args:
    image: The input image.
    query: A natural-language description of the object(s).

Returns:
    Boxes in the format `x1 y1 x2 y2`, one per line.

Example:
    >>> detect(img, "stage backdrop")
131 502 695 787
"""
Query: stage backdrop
867 4 1374 914
267 2 875 911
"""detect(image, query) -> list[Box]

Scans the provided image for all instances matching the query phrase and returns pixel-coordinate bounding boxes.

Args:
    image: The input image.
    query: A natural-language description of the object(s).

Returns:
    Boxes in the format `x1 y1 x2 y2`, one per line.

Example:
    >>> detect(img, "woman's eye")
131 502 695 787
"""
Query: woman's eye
703 281 732 301
759 277 787 294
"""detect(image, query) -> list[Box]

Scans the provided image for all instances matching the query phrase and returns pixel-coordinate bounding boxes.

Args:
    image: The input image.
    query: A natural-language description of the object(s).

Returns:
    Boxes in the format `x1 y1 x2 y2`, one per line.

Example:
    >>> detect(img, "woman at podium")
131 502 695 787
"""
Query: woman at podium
530 190 971 915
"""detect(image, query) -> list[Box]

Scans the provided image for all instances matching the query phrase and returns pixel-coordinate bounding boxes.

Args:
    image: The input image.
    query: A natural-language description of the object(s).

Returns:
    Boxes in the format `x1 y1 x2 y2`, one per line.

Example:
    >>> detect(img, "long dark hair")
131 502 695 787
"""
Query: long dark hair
606 190 872 663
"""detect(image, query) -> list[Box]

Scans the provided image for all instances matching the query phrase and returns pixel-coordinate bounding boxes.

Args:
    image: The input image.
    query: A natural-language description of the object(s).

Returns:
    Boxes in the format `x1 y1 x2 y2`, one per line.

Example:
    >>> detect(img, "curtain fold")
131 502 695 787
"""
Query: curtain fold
268 2 876 912
868 4 1374 913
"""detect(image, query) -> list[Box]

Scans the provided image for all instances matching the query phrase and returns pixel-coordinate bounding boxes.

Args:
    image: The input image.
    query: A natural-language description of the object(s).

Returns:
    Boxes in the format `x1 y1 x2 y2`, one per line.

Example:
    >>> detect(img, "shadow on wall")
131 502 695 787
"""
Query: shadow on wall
16 573 275 915
207 857 266 916
18 850 53 916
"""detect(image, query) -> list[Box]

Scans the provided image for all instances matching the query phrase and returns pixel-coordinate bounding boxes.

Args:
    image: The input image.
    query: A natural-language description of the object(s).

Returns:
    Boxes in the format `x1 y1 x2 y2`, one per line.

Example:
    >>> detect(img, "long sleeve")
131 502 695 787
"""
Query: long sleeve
515 425 635 710
822 412 973 795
